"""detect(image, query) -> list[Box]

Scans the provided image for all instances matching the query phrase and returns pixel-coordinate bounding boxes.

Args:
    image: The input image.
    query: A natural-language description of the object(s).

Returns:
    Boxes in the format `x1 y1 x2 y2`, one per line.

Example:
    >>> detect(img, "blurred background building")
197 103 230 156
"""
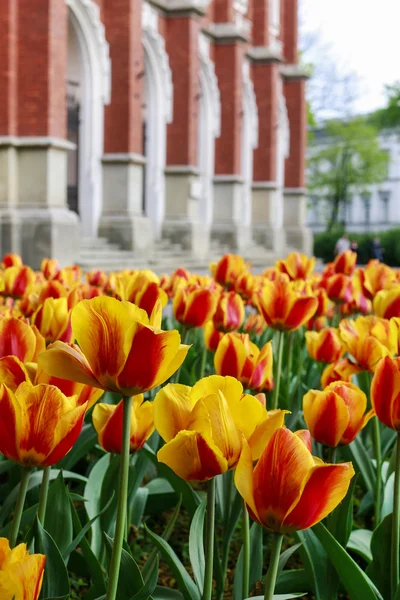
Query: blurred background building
0 0 310 270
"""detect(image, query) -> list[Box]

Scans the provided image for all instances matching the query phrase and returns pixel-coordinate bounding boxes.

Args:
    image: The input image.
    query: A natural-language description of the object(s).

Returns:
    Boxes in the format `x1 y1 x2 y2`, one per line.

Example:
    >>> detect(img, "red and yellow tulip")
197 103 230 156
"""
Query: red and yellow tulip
92 395 154 453
305 328 345 363
38 296 189 396
153 375 285 481
371 356 400 431
1 266 35 299
0 538 45 600
213 291 245 332
173 284 218 328
86 269 108 288
115 271 168 318
321 358 362 388
373 286 400 319
333 250 357 275
211 254 247 288
303 381 373 447
1 253 23 269
276 252 315 281
31 298 72 344
256 276 318 332
0 382 87 466
214 333 273 393
41 258 61 280
235 427 354 533
322 274 353 304
339 315 398 372
0 318 45 363
203 320 224 351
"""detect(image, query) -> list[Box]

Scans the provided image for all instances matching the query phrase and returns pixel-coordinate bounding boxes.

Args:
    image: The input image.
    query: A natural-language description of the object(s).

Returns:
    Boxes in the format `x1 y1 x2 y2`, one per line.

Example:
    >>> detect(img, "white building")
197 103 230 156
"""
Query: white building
307 128 400 233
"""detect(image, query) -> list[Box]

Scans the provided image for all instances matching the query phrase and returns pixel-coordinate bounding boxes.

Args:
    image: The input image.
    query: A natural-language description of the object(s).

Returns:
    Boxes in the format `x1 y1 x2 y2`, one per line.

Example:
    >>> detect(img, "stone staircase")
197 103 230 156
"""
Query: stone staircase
78 236 281 274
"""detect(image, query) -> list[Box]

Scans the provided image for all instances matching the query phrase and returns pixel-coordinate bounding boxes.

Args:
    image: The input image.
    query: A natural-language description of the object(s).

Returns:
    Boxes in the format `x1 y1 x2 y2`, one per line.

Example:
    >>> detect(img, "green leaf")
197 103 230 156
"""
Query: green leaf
131 487 149 528
245 595 306 599
343 437 376 495
63 490 115 560
144 525 201 600
144 478 176 515
233 522 263 600
366 513 392 599
0 469 87 526
347 529 373 563
188 499 206 594
34 518 69 598
142 445 200 517
278 543 302 576
84 454 110 557
130 554 159 600
44 471 73 559
58 423 98 470
153 588 184 599
382 472 395 521
276 570 312 594
329 473 358 547
104 533 145 599
313 522 383 600
295 528 327 600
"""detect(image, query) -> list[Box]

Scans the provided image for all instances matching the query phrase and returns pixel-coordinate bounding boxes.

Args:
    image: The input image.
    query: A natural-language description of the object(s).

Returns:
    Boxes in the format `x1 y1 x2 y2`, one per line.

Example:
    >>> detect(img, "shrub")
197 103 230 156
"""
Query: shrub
313 227 400 266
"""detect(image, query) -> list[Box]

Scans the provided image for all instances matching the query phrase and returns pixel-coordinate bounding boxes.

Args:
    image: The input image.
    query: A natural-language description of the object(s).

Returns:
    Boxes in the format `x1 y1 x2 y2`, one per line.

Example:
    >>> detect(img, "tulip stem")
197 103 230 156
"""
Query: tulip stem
199 345 208 379
272 331 284 410
264 533 284 600
37 466 51 525
10 467 30 548
174 327 189 383
203 477 216 600
242 501 250 599
286 333 294 407
372 416 382 526
106 395 132 600
391 432 400 598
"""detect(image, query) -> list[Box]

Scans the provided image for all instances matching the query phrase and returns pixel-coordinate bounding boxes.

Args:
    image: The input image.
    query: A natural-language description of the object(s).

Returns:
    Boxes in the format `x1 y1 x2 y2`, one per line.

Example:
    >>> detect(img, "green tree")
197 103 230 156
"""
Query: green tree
371 82 400 129
308 118 389 231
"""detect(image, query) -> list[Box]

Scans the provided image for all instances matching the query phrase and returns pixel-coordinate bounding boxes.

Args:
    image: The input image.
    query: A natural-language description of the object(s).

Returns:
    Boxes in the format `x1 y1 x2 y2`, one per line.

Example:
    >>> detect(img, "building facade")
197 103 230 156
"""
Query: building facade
0 0 310 268
307 129 400 234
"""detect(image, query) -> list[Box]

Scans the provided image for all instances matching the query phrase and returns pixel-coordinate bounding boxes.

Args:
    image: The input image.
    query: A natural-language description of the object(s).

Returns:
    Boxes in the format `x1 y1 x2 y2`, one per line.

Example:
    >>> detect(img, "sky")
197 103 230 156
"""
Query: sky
300 0 400 115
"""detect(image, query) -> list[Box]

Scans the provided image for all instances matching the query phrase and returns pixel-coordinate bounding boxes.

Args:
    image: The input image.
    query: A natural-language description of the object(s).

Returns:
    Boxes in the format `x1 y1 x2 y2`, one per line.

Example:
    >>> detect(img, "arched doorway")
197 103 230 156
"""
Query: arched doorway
66 0 111 238
241 61 259 228
142 22 173 239
198 38 221 226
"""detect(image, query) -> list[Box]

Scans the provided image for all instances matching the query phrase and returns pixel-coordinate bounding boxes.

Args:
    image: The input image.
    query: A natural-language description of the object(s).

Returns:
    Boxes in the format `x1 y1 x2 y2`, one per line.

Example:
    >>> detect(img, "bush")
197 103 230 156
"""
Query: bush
313 227 400 266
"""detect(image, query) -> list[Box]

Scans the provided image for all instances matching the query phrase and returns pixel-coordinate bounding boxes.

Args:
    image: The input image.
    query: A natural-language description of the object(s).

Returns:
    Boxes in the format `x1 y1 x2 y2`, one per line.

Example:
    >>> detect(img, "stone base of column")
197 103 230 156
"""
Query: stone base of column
100 154 154 254
283 188 313 255
212 177 252 251
162 218 210 260
251 184 285 254
0 207 80 269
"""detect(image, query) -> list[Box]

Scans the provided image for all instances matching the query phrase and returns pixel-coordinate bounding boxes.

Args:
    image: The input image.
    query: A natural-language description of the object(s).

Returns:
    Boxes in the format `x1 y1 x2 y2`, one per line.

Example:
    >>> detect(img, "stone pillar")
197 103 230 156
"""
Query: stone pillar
99 0 153 254
0 0 80 268
281 0 312 254
162 12 209 259
213 34 250 250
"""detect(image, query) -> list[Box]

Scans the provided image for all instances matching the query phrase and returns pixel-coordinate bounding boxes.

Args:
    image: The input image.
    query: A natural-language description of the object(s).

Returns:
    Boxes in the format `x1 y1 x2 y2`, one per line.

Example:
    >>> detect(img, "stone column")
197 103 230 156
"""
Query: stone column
0 0 80 268
281 0 312 254
211 9 250 251
99 0 153 254
162 11 209 259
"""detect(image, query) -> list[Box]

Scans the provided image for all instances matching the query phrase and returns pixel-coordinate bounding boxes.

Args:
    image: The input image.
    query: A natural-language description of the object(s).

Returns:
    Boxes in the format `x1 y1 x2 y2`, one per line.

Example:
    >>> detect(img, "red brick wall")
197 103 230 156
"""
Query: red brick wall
252 0 269 46
103 0 143 154
252 62 278 181
17 0 67 138
166 17 200 166
283 0 298 64
284 78 306 188
0 0 17 135
214 43 244 175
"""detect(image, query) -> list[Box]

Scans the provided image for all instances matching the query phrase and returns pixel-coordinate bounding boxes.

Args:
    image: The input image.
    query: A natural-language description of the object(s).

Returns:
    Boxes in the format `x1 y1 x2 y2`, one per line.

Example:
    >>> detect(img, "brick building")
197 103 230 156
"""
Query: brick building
0 0 311 268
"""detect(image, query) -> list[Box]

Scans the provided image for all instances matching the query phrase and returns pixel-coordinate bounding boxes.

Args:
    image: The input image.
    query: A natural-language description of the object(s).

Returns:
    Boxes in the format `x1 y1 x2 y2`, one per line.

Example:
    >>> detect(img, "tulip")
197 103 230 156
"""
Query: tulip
0 538 45 598
211 254 247 288
295 429 313 452
235 427 354 532
333 250 357 275
214 333 273 393
203 320 224 351
41 258 61 280
0 318 45 363
38 296 189 396
305 328 345 363
339 315 398 372
276 252 315 280
235 428 354 599
173 284 218 328
374 286 400 319
93 395 154 453
86 269 108 287
306 316 328 331
313 288 330 317
323 273 353 304
115 271 168 318
35 369 103 409
362 260 395 298
31 297 72 344
256 276 318 333
321 358 362 388
234 271 255 301
153 375 285 481
1 266 35 299
1 253 23 269
213 291 245 332
371 356 400 595
303 381 373 447
243 312 267 335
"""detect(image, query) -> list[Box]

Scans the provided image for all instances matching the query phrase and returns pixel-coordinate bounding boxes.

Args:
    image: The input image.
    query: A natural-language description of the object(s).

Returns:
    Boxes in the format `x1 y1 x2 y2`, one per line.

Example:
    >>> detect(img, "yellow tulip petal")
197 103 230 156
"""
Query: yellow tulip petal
153 383 193 442
202 391 242 468
190 375 243 405
38 342 101 389
234 437 260 522
228 392 266 442
247 409 287 460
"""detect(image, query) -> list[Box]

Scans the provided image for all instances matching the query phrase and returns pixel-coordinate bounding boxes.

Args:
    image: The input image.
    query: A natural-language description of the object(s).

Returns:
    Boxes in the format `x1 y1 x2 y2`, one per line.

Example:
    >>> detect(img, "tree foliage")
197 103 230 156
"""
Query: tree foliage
370 82 400 129
308 118 389 231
